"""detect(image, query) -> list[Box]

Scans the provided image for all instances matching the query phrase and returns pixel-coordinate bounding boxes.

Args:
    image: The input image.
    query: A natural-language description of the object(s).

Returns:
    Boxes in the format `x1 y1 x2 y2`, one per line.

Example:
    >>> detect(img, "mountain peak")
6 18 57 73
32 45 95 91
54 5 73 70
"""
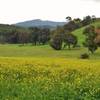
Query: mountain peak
32 19 42 21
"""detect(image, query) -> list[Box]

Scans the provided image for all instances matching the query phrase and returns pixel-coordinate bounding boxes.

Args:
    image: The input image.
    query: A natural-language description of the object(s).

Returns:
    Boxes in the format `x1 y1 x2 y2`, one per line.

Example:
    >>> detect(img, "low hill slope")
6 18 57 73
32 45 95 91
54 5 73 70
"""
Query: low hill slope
72 20 100 45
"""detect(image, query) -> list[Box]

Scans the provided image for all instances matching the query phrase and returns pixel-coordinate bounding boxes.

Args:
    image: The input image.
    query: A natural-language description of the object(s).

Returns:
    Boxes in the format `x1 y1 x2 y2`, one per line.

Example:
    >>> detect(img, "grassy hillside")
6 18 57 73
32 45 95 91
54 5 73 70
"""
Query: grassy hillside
72 20 100 45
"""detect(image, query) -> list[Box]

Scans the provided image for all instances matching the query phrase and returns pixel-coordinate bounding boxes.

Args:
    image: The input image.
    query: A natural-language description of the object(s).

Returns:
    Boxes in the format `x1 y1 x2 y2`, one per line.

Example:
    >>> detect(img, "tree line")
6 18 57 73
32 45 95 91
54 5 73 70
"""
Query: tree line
0 25 50 45
0 15 100 53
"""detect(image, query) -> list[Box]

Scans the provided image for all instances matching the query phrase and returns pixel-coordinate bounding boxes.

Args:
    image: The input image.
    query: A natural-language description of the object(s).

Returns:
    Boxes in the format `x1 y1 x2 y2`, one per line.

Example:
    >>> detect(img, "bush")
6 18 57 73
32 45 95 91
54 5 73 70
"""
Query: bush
50 35 63 50
50 39 62 50
80 53 89 59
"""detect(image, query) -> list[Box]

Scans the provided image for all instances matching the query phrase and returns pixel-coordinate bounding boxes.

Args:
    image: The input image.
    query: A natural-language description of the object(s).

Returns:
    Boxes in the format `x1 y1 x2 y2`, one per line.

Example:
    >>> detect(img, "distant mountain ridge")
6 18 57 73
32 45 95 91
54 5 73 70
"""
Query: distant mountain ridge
15 19 66 28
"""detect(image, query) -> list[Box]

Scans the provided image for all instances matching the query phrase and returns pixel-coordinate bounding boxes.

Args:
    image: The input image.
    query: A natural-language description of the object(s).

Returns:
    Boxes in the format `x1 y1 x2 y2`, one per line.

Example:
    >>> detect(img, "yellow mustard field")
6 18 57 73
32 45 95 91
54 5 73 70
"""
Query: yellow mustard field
0 57 100 100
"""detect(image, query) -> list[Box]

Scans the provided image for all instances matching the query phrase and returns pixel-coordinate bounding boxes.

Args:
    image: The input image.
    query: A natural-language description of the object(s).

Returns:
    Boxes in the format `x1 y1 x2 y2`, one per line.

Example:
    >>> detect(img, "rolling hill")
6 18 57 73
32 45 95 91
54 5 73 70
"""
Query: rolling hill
72 20 100 45
15 19 66 28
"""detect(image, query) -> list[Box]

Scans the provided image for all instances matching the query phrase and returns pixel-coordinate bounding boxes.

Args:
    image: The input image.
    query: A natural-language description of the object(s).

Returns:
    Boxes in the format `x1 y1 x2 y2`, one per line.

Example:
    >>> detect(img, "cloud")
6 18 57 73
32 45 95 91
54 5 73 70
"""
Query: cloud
90 0 100 2
94 0 100 1
83 0 100 2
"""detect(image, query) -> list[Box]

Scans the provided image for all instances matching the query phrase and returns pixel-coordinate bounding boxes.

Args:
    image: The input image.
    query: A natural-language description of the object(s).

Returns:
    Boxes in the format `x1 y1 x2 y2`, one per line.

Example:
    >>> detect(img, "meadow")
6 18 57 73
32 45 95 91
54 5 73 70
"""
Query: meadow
0 44 100 100
0 44 100 59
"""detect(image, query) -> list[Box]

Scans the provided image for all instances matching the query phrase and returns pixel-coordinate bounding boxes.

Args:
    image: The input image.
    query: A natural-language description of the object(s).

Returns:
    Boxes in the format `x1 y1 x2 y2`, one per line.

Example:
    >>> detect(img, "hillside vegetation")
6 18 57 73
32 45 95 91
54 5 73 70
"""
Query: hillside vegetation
72 20 100 45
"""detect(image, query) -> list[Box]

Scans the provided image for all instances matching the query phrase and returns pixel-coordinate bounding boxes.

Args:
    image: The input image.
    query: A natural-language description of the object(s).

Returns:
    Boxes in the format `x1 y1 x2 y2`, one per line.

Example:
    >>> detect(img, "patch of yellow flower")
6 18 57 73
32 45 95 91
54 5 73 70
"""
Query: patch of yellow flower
0 57 100 99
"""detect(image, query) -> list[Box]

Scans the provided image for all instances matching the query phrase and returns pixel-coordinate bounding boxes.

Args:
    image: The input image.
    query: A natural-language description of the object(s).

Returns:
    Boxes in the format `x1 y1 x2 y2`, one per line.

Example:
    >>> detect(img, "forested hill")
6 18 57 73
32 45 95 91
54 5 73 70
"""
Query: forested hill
15 19 66 28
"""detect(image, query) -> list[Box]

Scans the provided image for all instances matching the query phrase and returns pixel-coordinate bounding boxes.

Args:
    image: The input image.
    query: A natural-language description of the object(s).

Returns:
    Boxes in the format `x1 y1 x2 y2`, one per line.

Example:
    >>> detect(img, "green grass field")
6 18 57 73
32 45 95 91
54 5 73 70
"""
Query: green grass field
0 44 100 59
0 20 100 100
0 44 100 100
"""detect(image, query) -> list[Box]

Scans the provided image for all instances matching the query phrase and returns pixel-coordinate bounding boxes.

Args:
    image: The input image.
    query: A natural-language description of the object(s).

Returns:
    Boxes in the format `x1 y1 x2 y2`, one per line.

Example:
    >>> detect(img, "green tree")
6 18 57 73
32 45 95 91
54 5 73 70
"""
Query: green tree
38 28 50 45
81 15 92 26
29 27 40 45
50 26 78 50
66 16 72 22
63 33 78 49
50 34 63 50
92 15 96 22
83 25 98 54
50 27 64 50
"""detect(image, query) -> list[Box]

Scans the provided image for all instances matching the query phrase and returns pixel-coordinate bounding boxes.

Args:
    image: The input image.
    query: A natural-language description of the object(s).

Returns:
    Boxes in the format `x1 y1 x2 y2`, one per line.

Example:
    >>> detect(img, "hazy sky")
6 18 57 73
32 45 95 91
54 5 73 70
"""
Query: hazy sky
0 0 100 24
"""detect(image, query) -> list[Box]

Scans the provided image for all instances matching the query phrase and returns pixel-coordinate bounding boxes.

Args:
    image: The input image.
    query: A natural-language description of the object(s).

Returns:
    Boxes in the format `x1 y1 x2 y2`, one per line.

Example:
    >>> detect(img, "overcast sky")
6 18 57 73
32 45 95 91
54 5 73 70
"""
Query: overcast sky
0 0 100 24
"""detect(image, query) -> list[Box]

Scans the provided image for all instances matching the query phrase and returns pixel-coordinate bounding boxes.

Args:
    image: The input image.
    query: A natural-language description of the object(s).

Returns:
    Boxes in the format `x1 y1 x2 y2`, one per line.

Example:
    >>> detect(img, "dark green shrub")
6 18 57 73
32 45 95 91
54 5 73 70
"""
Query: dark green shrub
80 53 89 59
